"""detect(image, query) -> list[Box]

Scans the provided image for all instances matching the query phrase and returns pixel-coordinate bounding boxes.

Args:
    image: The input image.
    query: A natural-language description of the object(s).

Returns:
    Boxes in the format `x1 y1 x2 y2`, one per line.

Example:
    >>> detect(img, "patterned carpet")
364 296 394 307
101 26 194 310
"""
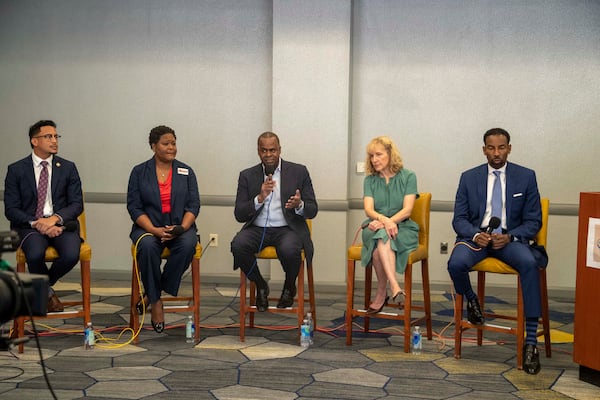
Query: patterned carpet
1 274 599 400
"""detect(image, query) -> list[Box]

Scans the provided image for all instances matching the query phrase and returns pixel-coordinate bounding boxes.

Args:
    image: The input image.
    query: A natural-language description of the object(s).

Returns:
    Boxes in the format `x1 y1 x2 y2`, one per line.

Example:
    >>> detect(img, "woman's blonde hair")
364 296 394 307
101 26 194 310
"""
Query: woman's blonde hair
365 136 403 175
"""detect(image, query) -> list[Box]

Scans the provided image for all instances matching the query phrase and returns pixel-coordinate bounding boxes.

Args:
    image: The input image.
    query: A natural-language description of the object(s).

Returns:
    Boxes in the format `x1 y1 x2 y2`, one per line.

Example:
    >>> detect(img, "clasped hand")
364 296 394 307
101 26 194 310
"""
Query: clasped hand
475 232 510 249
154 225 181 243
367 217 398 239
32 217 63 238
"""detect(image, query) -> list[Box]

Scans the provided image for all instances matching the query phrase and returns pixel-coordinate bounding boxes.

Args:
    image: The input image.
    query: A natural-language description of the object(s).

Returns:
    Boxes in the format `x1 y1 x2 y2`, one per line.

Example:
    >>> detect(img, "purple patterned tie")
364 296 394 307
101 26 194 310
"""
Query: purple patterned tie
35 161 49 219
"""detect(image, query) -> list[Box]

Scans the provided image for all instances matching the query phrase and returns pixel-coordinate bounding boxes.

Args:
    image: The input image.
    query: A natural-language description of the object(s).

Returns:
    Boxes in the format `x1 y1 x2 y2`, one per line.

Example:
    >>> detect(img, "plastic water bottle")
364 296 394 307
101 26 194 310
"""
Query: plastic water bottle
84 322 95 350
412 325 422 355
300 319 310 348
306 312 314 345
185 315 195 343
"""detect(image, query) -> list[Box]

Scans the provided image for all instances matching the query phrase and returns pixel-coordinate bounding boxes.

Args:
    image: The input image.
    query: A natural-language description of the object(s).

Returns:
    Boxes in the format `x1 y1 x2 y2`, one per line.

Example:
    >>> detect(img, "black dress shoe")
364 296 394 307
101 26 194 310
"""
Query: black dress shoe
523 344 541 375
467 298 485 325
256 287 269 312
277 287 296 308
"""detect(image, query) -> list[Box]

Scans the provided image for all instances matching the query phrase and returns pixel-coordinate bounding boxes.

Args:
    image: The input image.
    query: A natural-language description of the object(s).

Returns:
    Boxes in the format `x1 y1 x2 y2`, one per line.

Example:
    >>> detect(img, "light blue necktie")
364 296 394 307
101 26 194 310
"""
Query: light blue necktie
491 171 502 233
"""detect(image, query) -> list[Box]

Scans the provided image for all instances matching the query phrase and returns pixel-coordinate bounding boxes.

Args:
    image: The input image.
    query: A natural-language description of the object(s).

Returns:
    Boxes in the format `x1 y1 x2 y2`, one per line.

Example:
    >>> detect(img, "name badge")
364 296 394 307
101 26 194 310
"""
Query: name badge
177 168 189 176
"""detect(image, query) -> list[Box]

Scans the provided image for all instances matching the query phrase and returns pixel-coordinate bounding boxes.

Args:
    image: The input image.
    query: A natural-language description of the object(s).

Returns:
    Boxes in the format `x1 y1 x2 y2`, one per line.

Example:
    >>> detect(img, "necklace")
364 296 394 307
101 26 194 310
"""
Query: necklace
157 167 171 178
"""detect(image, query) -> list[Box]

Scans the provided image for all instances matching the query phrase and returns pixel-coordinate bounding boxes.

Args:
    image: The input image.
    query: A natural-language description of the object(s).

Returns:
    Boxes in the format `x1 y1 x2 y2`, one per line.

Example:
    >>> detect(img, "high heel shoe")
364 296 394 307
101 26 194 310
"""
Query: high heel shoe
392 290 406 309
366 296 389 315
136 294 149 315
151 320 164 333
150 299 164 333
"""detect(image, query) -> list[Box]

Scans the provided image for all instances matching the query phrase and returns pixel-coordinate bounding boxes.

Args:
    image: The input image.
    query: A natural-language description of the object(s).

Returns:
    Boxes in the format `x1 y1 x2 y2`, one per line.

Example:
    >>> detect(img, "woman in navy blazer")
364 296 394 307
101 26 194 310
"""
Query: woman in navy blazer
127 125 200 333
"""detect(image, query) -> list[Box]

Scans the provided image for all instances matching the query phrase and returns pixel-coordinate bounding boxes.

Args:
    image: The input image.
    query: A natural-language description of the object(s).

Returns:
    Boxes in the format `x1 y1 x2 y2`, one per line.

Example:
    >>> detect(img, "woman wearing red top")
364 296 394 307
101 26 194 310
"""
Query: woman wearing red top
127 125 200 333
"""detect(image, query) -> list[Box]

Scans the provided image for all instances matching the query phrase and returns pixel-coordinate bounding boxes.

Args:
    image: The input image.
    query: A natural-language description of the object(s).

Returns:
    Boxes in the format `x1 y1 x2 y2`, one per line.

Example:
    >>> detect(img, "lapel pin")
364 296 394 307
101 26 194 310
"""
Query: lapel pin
56 162 61 167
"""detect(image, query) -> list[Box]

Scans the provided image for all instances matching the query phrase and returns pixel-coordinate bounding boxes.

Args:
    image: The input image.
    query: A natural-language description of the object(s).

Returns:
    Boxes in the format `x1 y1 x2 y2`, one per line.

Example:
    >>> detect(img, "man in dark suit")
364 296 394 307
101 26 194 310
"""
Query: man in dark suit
448 127 545 375
231 131 318 311
4 120 83 312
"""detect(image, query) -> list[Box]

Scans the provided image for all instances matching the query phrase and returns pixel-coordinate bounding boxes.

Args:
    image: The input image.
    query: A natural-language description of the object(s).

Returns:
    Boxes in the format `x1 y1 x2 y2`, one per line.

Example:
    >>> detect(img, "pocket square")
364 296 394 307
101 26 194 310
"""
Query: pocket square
512 193 523 198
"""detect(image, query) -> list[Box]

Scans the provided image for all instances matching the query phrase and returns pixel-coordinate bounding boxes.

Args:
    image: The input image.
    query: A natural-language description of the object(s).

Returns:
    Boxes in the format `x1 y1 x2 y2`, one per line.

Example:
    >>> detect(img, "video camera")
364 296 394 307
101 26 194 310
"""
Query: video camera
0 230 48 326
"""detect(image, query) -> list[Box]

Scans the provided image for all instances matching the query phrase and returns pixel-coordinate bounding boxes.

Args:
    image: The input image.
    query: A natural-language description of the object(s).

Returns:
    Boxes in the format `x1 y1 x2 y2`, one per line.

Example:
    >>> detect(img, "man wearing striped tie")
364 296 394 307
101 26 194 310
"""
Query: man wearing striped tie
447 128 545 375
4 120 83 313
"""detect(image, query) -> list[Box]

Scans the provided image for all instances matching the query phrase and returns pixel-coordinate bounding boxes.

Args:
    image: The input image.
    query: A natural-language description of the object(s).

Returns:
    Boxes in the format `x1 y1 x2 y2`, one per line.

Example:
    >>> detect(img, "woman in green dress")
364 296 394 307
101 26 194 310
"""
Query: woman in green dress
361 136 419 314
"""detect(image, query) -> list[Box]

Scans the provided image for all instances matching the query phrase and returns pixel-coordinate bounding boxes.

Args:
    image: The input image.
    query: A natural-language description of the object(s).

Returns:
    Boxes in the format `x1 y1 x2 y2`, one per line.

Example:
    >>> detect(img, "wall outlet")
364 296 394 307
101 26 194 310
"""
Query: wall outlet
209 234 218 247
440 241 448 254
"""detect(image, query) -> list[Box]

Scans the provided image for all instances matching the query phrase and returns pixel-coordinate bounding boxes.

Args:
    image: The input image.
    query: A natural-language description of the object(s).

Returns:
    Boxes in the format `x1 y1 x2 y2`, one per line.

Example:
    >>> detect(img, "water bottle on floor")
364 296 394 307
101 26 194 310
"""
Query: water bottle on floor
300 319 310 348
185 315 195 343
84 322 95 350
306 312 314 345
412 325 422 355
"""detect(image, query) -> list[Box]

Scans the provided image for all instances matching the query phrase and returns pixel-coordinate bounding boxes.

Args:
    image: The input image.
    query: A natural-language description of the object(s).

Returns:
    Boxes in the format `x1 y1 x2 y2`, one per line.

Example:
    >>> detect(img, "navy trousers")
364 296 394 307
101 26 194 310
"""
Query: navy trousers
132 228 197 304
19 229 81 287
448 240 541 318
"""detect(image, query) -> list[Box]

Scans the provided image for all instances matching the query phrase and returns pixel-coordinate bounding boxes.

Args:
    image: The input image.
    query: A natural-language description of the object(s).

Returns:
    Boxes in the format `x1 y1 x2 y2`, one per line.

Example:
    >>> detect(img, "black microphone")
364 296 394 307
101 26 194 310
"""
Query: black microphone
169 225 184 236
61 220 79 232
264 164 276 177
486 216 501 234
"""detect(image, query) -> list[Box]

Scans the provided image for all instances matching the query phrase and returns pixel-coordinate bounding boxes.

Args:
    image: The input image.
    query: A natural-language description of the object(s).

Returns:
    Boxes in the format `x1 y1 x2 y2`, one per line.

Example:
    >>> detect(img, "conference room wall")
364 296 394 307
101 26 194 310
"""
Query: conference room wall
1 1 598 291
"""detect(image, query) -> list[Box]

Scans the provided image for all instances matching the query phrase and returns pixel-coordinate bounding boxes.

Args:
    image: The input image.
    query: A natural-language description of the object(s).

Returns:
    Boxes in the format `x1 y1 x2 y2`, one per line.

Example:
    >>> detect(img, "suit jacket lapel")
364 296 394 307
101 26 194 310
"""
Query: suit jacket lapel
504 163 513 222
24 156 37 196
50 156 61 199
477 164 488 220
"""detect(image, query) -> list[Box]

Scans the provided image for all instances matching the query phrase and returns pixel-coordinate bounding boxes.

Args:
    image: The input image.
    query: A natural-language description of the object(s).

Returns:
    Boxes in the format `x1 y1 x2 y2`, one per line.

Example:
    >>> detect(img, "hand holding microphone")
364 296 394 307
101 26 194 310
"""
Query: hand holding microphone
486 216 501 234
258 164 276 203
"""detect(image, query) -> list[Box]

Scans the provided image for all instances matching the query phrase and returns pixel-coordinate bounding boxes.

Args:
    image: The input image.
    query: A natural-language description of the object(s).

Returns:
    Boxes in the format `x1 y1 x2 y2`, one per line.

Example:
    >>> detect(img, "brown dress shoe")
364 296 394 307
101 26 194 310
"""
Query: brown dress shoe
47 293 64 312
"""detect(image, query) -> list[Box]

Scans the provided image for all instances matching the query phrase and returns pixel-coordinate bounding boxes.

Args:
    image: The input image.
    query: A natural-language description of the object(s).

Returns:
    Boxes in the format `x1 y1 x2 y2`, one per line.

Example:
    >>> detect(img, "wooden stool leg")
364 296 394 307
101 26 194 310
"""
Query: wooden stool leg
192 258 200 342
81 260 91 326
517 279 525 370
296 262 305 343
364 263 373 333
540 269 552 358
421 259 432 340
346 259 356 345
130 260 141 344
454 294 464 359
239 272 247 342
307 262 316 324
403 264 413 353
476 271 485 346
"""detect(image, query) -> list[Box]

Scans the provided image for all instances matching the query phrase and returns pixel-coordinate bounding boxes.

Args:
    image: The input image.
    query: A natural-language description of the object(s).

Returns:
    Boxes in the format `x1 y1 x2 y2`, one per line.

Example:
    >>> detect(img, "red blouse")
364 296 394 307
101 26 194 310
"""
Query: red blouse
159 169 172 213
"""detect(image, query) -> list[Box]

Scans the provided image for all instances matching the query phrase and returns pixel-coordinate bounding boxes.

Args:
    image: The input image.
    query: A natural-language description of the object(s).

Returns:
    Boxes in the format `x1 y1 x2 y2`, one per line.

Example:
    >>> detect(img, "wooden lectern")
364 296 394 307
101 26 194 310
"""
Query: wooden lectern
573 192 600 387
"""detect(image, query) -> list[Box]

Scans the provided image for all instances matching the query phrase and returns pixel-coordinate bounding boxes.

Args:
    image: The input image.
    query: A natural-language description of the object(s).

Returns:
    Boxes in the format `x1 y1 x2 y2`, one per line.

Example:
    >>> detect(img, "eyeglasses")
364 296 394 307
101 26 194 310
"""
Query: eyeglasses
34 134 61 140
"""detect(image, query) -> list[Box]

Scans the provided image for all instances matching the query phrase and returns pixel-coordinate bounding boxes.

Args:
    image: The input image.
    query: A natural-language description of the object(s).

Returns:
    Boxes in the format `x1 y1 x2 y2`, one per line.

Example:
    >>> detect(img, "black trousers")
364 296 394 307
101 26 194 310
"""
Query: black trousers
231 226 302 288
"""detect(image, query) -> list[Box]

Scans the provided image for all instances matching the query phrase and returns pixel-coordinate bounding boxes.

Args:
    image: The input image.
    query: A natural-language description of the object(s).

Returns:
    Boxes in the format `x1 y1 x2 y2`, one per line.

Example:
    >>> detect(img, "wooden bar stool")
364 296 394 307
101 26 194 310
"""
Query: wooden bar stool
129 241 202 343
12 211 92 354
239 220 315 343
346 193 432 353
454 198 552 369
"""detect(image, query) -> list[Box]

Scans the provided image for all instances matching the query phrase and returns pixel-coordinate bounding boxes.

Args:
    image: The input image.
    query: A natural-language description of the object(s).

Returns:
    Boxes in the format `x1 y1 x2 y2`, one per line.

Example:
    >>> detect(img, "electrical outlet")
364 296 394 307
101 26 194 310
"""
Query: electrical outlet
209 234 218 247
440 241 448 254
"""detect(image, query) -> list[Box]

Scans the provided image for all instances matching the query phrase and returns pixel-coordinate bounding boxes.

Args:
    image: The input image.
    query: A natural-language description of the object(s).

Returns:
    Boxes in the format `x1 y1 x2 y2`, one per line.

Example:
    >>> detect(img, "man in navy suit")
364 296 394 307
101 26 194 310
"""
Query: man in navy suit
4 120 83 312
448 127 545 374
231 132 318 311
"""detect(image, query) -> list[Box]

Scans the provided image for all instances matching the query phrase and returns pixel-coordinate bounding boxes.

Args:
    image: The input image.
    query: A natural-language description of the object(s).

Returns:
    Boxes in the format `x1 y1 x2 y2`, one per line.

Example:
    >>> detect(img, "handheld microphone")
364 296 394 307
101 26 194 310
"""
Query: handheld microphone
264 164 276 177
486 216 501 234
169 225 184 236
61 220 79 232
